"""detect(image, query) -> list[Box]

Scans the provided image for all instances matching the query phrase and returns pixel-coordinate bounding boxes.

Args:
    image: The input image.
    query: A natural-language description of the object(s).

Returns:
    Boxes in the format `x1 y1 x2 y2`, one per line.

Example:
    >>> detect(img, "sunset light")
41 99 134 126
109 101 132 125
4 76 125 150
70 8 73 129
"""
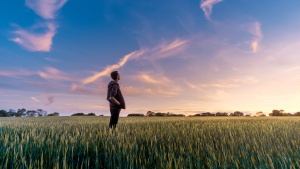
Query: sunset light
1 0 300 116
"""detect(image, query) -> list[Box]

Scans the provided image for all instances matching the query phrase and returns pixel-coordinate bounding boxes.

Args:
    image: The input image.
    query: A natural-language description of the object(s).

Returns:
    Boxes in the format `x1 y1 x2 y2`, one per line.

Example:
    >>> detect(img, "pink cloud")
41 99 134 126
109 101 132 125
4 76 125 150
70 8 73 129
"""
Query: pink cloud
46 95 55 105
136 73 171 84
248 21 263 53
200 0 224 22
26 0 67 19
82 50 146 85
122 85 181 97
37 67 74 81
30 97 40 102
130 73 181 97
150 39 188 59
0 70 34 78
11 23 56 52
80 39 187 86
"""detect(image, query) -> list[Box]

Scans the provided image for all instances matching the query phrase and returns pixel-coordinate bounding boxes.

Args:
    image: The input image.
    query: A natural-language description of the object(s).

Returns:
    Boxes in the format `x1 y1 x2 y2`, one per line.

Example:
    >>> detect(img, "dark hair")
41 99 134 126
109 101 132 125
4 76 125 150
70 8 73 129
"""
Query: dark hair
111 71 119 80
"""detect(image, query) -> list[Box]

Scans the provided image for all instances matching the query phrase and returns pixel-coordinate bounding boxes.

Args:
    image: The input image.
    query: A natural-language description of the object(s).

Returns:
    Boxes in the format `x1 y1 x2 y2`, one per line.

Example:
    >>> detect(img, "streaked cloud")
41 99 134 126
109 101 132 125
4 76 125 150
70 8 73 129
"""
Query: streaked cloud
185 81 237 91
133 73 181 97
137 73 170 84
30 97 40 102
0 70 34 78
80 39 187 86
81 50 146 85
185 77 258 90
11 23 56 52
122 84 181 97
25 0 67 19
248 22 263 53
152 39 188 59
200 0 224 22
70 84 103 96
44 57 58 62
37 67 74 81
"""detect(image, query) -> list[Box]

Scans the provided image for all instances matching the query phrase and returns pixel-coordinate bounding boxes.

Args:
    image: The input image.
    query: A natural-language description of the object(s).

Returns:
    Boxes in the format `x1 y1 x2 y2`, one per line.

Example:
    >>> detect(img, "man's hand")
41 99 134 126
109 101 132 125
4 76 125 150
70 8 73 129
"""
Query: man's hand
108 97 120 105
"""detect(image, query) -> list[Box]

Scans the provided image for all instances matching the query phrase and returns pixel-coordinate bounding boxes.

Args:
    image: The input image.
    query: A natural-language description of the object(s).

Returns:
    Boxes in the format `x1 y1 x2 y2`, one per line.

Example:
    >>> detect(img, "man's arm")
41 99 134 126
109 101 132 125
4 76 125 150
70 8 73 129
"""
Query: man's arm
108 84 120 105
108 97 120 105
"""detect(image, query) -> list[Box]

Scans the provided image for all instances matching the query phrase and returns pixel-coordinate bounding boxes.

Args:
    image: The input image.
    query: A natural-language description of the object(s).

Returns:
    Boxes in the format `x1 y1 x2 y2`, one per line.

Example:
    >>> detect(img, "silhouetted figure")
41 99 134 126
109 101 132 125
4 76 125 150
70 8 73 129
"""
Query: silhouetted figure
107 71 125 130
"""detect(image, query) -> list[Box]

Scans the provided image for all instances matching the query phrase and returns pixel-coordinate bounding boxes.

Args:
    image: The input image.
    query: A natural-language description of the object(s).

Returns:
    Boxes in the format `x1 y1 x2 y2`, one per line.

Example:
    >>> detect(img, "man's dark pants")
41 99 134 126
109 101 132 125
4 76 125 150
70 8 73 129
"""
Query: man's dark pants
109 108 121 129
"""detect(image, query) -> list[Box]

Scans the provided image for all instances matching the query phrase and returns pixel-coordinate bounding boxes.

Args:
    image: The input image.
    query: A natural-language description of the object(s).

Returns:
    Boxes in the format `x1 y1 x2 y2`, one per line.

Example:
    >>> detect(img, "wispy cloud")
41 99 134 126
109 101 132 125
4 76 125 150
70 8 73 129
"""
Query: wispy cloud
248 22 263 53
81 50 146 86
200 0 224 22
37 67 74 81
0 69 34 78
152 39 188 59
11 0 67 51
133 73 181 97
185 81 238 90
25 0 67 19
46 95 55 105
11 23 56 52
44 57 58 62
185 77 258 90
79 39 187 86
137 73 170 84
30 97 40 102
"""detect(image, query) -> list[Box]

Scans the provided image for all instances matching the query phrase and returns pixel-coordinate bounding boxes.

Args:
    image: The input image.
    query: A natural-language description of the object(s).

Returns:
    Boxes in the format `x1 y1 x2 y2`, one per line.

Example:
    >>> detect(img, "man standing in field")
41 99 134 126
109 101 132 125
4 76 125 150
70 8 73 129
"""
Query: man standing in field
107 71 125 130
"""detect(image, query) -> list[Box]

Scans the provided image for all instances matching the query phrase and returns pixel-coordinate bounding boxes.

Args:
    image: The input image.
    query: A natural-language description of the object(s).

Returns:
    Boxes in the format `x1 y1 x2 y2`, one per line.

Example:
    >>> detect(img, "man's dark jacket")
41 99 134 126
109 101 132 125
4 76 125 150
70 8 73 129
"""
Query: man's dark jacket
107 81 125 109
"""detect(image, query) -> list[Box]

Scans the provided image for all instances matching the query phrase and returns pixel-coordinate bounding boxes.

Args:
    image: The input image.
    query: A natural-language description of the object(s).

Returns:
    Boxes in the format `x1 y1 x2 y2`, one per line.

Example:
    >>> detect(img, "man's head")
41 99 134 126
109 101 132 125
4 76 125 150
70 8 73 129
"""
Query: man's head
111 71 120 81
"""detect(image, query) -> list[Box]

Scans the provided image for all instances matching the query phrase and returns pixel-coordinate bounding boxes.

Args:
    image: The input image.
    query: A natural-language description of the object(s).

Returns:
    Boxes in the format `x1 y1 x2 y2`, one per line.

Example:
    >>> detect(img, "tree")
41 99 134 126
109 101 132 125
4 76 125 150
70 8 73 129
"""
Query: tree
256 111 264 117
216 112 228 116
201 112 214 116
7 109 16 117
127 114 145 117
48 112 60 116
26 110 37 117
269 109 284 116
155 112 167 116
285 113 293 116
169 113 185 117
87 113 96 116
36 109 47 117
233 111 244 116
71 113 85 116
16 108 26 117
0 110 8 117
146 111 155 116
294 112 300 116
53 112 59 116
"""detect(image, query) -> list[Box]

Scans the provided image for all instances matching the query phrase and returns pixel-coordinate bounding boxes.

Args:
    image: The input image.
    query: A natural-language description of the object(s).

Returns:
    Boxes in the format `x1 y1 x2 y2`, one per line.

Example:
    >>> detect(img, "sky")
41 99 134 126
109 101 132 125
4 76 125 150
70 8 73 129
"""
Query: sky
1 0 300 116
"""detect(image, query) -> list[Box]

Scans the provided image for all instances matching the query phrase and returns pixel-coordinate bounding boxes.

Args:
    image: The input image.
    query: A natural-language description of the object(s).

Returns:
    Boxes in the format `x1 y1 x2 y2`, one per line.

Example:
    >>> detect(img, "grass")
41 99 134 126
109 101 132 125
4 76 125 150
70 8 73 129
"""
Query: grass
0 116 300 168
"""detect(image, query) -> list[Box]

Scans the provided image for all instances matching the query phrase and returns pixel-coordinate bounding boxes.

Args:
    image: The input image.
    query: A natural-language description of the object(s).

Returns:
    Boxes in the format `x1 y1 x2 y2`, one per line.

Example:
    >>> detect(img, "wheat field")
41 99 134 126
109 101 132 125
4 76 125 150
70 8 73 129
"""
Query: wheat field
0 116 300 168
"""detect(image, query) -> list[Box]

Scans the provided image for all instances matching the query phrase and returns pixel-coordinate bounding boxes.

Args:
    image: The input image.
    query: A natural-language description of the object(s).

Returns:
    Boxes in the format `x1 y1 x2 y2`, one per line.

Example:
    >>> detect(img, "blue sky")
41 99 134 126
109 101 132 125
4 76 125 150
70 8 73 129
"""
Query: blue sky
1 0 300 116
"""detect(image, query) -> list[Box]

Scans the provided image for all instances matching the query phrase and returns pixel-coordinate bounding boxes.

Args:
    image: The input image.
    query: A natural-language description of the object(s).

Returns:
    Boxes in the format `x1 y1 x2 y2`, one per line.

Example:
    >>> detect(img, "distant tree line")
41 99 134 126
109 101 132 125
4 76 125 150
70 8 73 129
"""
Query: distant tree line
0 108 49 117
269 109 296 116
2 108 300 117
148 111 185 117
71 113 104 116
189 109 300 117
0 108 107 117
71 113 102 116
127 111 186 117
127 113 145 117
191 111 245 117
